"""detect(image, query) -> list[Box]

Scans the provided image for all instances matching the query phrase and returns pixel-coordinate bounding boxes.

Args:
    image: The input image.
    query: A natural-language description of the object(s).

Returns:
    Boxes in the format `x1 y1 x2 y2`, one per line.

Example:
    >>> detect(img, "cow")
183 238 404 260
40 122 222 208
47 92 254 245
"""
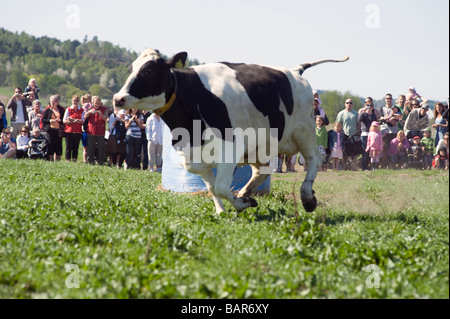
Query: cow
113 49 349 214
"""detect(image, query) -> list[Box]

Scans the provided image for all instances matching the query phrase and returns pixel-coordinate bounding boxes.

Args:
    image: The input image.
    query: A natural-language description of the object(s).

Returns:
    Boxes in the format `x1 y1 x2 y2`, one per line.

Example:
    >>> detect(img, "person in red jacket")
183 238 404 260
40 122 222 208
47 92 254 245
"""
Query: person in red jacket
63 95 84 162
84 96 107 165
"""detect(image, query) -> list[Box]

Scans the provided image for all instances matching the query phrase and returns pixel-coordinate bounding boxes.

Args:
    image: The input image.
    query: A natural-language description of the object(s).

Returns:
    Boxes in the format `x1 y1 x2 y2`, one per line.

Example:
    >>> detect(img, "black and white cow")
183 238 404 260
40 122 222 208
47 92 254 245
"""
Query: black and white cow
114 49 349 214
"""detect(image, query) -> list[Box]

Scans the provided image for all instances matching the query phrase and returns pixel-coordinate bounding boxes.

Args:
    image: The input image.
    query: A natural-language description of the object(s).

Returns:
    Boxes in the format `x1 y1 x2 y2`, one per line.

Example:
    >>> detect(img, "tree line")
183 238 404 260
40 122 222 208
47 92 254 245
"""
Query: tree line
0 28 199 103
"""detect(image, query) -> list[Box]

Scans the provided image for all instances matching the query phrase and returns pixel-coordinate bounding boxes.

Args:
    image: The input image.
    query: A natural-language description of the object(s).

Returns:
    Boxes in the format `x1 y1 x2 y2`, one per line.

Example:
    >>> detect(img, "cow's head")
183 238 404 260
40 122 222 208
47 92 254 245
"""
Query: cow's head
113 49 187 110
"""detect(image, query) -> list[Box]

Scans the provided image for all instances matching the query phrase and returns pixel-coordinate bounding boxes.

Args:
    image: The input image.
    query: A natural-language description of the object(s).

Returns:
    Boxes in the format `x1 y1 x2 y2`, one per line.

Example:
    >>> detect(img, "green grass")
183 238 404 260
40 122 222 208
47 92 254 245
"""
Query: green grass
0 160 448 299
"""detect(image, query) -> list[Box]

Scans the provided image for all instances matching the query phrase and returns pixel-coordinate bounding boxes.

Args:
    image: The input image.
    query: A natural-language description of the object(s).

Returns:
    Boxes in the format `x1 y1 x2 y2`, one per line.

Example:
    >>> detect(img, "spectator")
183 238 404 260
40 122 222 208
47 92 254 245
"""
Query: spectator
84 96 107 165
16 125 31 159
106 108 127 168
366 121 383 171
24 78 40 100
0 128 16 159
387 130 410 169
436 132 449 156
125 108 145 169
315 116 328 171
24 91 36 114
358 97 378 170
42 95 65 161
146 112 164 173
27 100 43 132
81 93 93 163
7 87 32 139
28 128 48 159
0 103 7 132
432 102 448 148
314 98 329 126
141 110 151 170
328 122 345 171
63 95 84 162
432 147 448 170
404 103 430 140
336 98 360 170
379 94 401 168
421 128 434 170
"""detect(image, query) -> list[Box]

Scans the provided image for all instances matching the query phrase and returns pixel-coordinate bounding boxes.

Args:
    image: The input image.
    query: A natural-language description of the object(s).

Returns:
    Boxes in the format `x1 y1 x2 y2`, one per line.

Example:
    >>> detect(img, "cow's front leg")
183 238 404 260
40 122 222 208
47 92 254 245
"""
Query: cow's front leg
237 163 269 200
215 163 258 212
198 169 225 214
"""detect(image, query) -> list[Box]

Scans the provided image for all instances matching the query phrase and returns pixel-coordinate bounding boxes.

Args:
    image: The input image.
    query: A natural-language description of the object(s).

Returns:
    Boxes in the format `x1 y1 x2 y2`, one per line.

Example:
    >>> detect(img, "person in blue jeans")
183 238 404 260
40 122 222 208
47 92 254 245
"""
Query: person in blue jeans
432 103 448 148
125 108 145 169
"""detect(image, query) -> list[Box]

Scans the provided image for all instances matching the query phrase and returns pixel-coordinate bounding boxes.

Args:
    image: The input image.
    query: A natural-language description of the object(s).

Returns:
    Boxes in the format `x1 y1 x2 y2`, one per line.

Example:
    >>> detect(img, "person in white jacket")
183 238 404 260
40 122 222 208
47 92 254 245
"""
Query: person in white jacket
145 113 164 172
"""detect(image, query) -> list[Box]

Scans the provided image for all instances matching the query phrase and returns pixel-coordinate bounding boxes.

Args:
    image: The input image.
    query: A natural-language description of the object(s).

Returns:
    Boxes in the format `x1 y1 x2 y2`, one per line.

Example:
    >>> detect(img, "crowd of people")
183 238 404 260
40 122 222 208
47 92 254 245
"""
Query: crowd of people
1 80 448 171
276 88 449 172
0 79 165 170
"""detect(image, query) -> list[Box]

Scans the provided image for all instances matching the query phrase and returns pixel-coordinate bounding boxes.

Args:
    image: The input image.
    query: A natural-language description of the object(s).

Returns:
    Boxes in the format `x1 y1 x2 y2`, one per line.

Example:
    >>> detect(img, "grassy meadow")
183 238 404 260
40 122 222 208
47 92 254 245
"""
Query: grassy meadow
0 159 448 299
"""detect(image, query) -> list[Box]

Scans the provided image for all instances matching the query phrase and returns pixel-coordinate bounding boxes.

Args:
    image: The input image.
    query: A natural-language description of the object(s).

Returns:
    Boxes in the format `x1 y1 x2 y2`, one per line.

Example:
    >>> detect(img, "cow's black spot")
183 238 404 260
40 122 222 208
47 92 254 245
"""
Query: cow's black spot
129 59 169 99
162 68 233 148
220 63 294 141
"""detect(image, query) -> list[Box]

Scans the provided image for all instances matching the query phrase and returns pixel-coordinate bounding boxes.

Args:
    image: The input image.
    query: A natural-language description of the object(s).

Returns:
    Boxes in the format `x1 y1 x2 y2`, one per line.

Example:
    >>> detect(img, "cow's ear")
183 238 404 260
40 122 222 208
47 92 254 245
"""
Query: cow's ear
167 52 188 69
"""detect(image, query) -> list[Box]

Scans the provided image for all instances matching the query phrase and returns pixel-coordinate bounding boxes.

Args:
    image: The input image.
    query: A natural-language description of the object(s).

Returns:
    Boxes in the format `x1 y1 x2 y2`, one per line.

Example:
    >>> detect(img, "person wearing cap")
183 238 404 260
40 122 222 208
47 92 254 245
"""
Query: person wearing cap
432 147 448 170
365 121 383 170
403 103 430 140
420 128 434 170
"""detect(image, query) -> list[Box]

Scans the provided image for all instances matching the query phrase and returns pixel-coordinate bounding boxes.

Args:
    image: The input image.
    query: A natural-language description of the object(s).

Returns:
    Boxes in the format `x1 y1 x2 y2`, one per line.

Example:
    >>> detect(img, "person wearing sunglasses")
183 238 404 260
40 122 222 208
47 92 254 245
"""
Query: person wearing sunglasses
0 128 16 159
336 99 360 170
15 125 31 159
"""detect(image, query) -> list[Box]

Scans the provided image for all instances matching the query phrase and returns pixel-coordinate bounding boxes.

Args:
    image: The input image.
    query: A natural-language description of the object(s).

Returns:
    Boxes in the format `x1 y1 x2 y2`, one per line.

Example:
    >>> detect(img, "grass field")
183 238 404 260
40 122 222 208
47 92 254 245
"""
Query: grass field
0 160 448 299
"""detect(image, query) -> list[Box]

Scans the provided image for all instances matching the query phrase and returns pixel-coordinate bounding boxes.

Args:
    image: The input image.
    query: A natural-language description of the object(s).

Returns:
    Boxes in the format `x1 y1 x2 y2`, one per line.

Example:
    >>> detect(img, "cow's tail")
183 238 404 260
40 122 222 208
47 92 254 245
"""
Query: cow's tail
294 56 349 75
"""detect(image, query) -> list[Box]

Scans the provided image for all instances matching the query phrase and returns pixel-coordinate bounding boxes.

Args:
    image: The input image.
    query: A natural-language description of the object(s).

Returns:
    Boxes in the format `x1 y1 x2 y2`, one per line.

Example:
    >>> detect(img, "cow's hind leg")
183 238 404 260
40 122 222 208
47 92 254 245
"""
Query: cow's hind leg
215 163 258 212
237 163 270 200
199 169 226 214
292 129 321 212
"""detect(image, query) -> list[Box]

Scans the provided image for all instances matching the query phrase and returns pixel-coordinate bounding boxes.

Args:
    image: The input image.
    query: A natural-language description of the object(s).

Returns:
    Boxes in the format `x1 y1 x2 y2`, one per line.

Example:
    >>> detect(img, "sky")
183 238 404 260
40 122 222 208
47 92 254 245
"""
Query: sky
1 0 449 101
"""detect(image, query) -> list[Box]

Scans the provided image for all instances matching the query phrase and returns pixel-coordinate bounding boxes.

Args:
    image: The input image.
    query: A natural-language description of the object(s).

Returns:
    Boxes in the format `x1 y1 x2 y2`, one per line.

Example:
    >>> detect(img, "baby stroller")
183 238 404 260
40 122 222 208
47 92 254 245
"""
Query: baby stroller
28 134 48 159
407 140 424 169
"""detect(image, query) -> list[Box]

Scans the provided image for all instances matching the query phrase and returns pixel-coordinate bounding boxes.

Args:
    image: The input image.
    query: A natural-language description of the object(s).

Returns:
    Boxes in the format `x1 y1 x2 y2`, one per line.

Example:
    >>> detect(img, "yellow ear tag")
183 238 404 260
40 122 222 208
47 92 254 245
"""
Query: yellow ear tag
175 60 184 69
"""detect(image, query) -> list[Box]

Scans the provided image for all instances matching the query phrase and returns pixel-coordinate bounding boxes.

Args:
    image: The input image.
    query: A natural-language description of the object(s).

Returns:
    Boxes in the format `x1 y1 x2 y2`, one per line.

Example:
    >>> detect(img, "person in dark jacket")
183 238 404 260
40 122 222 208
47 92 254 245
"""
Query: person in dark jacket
41 95 65 161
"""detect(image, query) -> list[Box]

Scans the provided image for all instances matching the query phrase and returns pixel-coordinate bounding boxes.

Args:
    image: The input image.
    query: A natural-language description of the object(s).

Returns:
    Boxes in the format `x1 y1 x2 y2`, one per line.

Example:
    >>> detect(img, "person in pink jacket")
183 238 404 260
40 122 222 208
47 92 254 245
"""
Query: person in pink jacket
366 121 383 170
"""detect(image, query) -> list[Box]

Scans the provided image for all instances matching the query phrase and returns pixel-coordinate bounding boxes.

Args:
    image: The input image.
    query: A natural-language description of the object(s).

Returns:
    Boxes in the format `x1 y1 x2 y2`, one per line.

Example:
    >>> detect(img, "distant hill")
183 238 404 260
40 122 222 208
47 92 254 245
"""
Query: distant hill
0 28 199 104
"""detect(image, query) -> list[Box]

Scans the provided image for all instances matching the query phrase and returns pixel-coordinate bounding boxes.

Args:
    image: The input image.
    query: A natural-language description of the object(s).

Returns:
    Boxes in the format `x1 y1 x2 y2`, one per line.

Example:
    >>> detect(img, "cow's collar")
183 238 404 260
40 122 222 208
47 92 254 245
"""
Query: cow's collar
154 69 177 116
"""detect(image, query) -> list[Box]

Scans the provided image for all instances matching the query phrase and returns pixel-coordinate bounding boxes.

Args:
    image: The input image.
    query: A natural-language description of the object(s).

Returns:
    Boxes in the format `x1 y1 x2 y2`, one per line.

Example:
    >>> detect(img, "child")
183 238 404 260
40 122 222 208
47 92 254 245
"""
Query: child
432 147 449 170
366 121 383 170
28 128 48 159
315 116 328 171
421 128 434 170
328 122 345 171
406 86 421 102
387 130 410 169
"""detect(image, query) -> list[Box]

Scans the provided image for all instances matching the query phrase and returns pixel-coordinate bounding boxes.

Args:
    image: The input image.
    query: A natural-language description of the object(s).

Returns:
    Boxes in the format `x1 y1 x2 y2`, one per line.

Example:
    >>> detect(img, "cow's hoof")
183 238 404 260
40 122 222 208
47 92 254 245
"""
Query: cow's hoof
302 195 317 213
249 197 258 208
